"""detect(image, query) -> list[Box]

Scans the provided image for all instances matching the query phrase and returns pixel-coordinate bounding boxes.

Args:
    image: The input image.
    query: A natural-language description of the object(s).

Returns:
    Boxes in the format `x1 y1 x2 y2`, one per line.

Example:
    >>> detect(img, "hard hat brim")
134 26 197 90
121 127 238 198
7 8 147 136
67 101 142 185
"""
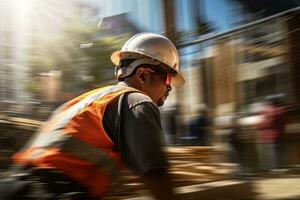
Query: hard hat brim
111 51 122 66
172 72 185 86
111 51 153 65
111 50 185 86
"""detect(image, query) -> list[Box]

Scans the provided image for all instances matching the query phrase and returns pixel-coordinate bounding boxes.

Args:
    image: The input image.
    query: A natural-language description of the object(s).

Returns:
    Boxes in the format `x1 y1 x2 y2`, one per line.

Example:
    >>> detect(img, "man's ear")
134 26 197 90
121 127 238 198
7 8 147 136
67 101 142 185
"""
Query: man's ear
136 68 146 82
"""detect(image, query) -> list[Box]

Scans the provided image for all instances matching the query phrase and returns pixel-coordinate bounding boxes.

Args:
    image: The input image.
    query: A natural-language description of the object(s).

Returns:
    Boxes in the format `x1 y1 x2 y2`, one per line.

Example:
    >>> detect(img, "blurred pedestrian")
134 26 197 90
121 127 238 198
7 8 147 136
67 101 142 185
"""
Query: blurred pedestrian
1 33 185 200
189 107 211 146
228 114 242 164
256 97 287 172
165 104 180 145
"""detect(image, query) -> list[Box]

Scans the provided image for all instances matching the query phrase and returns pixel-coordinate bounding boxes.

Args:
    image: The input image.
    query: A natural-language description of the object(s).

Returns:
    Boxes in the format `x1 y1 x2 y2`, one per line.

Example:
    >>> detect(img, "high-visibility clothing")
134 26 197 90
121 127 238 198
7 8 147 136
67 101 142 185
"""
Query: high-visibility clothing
13 85 140 198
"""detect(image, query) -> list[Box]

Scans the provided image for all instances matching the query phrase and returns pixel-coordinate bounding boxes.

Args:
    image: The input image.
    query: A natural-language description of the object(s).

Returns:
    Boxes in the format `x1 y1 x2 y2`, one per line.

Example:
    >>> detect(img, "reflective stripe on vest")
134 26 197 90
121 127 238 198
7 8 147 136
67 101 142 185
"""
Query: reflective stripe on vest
28 85 124 149
25 136 118 178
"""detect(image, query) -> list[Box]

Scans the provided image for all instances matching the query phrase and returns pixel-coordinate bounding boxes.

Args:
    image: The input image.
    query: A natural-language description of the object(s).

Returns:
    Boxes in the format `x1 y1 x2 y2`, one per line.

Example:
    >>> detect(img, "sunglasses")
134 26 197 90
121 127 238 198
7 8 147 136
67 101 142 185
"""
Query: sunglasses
143 68 172 86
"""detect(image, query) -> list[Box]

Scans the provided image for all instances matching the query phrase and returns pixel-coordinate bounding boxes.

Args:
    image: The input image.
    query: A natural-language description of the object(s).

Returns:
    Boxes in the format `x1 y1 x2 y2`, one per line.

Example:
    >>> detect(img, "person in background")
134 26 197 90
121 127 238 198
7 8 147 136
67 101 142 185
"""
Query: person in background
190 107 211 146
256 96 287 172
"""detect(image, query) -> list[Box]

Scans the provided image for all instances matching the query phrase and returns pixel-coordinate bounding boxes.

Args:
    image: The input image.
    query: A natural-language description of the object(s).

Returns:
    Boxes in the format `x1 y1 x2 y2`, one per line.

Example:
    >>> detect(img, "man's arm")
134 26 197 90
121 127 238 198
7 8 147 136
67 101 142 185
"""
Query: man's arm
116 93 176 199
142 168 177 200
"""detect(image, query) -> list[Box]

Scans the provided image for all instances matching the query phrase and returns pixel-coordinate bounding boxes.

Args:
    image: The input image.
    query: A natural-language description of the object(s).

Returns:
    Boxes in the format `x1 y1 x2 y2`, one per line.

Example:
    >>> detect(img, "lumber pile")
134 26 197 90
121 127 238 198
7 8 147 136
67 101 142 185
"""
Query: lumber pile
104 147 245 200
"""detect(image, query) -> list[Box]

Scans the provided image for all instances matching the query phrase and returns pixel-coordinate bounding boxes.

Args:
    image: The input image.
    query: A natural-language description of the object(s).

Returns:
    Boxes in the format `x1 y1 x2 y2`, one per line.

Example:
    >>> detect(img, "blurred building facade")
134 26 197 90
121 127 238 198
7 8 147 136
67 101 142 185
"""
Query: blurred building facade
0 1 25 102
230 0 300 18
178 7 300 115
179 9 299 111
1 1 299 144
88 0 164 33
0 0 244 105
171 9 300 167
39 71 62 102
0 0 97 106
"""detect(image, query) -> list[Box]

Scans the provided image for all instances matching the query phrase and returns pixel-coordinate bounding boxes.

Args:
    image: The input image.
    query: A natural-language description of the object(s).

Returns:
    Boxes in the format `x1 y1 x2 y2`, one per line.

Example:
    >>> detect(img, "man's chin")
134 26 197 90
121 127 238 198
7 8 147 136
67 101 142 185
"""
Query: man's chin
157 99 165 107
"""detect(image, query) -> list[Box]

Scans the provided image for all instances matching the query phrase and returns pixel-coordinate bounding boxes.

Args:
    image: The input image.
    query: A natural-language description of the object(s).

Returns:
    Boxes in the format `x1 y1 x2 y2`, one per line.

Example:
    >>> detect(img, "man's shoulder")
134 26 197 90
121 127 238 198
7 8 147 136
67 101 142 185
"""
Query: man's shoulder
115 82 156 110
125 92 154 109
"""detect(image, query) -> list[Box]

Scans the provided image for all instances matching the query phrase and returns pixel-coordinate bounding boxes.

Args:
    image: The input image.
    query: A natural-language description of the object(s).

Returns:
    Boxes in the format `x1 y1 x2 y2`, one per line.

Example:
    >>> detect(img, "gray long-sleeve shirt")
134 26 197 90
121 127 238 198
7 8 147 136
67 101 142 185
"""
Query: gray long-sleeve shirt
103 83 168 174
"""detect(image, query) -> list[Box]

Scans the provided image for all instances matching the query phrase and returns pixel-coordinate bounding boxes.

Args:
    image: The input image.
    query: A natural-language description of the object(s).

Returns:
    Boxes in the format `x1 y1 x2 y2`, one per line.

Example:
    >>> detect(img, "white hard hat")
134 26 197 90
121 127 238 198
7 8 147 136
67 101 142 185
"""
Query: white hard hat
111 32 185 86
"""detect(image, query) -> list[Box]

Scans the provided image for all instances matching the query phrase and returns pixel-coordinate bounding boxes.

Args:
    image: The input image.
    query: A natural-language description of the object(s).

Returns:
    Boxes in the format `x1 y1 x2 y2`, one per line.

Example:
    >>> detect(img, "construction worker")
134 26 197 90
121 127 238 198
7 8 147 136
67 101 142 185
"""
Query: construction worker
6 33 185 200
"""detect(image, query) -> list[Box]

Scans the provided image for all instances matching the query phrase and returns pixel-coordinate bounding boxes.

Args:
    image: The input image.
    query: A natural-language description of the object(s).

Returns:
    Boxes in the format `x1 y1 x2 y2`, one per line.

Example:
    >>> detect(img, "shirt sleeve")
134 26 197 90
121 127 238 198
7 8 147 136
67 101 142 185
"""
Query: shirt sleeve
119 98 168 174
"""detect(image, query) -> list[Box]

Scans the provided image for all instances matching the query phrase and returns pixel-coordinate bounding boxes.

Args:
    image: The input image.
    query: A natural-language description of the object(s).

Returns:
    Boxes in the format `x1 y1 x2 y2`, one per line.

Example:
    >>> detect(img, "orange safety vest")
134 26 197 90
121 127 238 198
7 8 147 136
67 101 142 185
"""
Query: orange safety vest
13 85 141 198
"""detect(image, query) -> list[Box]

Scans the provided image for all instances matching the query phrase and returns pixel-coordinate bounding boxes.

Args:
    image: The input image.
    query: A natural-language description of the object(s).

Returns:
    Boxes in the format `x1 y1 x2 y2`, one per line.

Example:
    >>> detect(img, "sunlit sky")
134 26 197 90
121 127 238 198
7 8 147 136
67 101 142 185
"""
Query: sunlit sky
205 0 237 31
89 0 242 34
